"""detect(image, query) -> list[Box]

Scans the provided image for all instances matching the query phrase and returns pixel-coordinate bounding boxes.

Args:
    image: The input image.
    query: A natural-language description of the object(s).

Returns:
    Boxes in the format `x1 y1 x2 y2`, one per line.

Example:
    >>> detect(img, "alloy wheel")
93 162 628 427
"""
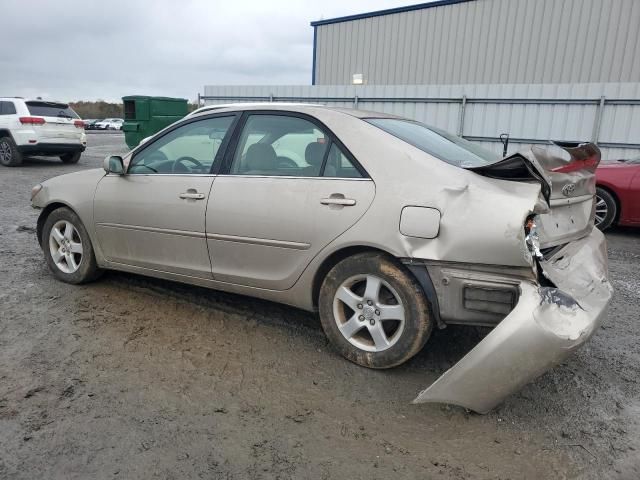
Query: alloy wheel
0 140 11 164
48 220 83 274
594 195 608 227
332 274 406 352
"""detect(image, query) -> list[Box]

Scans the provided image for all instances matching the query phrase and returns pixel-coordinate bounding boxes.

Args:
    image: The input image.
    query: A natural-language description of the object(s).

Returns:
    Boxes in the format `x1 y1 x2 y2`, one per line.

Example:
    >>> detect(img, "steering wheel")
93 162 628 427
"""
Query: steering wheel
172 156 204 173
140 151 167 164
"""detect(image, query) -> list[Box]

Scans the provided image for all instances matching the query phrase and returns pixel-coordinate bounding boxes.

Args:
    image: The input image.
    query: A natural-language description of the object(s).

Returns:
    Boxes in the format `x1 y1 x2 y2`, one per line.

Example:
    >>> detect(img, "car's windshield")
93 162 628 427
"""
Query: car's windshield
365 118 499 168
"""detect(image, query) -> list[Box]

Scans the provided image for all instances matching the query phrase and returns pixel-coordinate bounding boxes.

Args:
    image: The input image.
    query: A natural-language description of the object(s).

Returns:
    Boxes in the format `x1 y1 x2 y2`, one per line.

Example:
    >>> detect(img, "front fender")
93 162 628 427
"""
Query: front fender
32 168 106 260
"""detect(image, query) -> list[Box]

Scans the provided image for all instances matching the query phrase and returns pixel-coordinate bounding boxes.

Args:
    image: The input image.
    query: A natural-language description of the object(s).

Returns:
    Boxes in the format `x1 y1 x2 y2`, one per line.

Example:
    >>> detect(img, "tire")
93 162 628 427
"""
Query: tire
42 207 102 284
318 252 433 369
0 136 23 167
60 151 81 164
595 187 617 231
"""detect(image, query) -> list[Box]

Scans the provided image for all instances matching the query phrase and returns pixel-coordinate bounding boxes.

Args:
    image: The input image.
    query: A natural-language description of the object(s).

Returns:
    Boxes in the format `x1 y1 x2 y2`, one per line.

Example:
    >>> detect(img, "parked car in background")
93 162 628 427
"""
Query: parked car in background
83 119 100 130
595 157 640 230
0 97 86 166
31 104 613 413
94 118 123 130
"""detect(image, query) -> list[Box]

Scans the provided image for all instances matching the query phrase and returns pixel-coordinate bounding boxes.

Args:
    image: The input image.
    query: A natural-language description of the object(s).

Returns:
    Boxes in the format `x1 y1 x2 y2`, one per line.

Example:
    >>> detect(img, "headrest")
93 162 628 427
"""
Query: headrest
245 143 277 171
305 142 327 166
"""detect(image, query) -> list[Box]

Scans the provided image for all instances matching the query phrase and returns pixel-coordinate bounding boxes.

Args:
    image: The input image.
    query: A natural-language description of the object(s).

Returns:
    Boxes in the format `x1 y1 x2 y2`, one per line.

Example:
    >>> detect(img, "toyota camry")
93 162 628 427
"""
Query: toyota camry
31 104 613 413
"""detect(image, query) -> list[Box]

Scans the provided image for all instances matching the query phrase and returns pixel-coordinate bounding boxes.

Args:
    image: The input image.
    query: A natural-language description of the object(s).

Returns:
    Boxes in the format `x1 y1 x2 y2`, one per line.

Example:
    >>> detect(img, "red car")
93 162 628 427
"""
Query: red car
595 157 640 230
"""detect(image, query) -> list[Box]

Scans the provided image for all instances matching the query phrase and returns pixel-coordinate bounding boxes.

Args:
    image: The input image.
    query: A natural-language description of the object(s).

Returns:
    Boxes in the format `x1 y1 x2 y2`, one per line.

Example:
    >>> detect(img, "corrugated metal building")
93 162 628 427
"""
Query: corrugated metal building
203 0 640 159
311 0 640 86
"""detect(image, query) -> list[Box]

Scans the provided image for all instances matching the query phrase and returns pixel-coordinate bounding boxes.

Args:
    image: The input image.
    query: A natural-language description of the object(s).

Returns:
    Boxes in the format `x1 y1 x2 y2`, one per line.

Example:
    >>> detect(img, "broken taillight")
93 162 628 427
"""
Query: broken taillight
525 215 543 260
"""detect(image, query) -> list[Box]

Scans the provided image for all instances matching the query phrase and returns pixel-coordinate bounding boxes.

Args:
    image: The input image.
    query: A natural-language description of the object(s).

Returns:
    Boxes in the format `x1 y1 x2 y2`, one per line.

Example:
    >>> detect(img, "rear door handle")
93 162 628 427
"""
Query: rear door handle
320 197 356 206
179 192 206 200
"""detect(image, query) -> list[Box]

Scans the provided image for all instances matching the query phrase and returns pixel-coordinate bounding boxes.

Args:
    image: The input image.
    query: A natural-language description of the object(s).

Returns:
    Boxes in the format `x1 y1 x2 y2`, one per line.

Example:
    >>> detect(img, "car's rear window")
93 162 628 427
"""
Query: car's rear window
365 118 499 168
26 101 79 119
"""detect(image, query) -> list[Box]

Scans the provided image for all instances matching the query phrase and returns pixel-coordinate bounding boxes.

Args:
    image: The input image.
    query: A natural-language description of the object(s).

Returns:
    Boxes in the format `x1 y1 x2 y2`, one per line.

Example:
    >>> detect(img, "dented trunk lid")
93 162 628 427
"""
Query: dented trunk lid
468 142 601 248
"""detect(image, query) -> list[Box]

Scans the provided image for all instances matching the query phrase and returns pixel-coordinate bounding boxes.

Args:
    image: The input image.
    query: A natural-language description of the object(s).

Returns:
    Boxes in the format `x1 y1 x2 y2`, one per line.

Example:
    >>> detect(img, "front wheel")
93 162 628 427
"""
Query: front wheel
60 151 81 164
42 207 102 284
318 252 433 369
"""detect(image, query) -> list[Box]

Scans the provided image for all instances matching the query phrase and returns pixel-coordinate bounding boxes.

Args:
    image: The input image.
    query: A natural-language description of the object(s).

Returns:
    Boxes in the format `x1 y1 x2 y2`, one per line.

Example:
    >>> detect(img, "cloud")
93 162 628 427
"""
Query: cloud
0 0 409 102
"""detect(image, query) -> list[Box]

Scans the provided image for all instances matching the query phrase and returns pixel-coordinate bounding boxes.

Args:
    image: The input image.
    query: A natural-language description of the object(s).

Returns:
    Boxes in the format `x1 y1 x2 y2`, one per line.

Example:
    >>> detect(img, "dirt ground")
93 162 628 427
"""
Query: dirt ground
1 132 639 479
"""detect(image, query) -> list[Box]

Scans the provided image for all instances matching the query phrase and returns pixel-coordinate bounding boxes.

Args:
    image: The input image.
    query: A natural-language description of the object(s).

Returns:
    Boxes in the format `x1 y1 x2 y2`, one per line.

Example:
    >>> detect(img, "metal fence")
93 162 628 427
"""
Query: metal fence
201 83 640 159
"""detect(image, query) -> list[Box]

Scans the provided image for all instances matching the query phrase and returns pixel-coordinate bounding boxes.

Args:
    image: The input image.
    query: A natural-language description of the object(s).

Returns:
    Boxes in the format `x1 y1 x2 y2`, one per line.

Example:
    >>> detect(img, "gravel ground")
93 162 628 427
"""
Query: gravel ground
0 132 638 479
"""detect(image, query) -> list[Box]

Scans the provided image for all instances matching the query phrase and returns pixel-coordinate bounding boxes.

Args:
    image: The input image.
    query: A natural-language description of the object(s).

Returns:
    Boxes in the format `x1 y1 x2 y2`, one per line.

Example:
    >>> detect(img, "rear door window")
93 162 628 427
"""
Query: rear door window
323 143 364 178
26 101 79 119
229 114 329 177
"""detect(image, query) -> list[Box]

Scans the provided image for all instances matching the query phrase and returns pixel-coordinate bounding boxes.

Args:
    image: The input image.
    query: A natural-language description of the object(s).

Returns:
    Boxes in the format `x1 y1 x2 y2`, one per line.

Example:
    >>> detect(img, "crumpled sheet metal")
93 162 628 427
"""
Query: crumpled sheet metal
413 228 613 413
516 141 601 199
469 141 601 208
519 142 601 248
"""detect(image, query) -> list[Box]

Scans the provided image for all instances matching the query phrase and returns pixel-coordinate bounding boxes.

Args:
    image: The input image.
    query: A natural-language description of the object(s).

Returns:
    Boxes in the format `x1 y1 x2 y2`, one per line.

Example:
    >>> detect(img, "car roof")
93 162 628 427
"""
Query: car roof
26 99 70 105
189 103 401 120
0 98 73 107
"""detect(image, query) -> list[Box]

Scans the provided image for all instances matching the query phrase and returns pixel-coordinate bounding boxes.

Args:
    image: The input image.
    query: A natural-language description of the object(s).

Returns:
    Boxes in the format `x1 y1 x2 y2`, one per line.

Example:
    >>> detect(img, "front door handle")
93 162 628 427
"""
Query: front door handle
179 191 205 200
320 196 356 206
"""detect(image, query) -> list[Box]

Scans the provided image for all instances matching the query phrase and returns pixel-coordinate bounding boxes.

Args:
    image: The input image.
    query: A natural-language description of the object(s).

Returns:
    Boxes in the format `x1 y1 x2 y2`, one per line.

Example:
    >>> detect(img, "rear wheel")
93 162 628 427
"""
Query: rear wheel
0 136 23 167
319 252 433 369
595 187 617 231
42 207 102 284
60 151 81 164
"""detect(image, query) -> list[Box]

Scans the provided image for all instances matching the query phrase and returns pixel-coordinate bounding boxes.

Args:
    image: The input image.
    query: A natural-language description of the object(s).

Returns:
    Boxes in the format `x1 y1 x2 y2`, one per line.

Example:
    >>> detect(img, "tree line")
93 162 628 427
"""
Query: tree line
69 101 123 119
69 100 199 120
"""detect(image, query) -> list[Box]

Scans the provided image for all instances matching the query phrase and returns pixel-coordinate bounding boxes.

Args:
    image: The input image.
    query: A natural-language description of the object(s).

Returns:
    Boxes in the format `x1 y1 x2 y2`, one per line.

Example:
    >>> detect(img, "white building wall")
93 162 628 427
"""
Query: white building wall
202 82 640 160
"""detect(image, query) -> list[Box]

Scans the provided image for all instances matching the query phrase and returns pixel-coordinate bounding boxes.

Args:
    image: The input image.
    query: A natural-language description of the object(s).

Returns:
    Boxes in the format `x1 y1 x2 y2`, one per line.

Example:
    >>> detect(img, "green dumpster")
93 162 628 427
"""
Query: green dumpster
122 96 189 149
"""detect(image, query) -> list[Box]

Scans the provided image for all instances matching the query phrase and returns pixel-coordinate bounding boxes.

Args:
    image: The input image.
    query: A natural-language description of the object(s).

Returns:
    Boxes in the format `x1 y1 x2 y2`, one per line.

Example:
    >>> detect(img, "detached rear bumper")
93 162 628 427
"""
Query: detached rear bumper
413 228 613 413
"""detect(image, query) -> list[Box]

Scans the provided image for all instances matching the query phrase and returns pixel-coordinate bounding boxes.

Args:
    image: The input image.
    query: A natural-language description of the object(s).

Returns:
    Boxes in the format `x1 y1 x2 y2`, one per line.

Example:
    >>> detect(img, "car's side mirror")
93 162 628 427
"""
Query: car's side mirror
103 155 125 174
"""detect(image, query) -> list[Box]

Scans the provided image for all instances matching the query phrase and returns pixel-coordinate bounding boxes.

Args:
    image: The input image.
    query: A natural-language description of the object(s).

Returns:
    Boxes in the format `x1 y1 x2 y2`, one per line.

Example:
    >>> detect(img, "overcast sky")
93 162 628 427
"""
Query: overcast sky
0 0 412 103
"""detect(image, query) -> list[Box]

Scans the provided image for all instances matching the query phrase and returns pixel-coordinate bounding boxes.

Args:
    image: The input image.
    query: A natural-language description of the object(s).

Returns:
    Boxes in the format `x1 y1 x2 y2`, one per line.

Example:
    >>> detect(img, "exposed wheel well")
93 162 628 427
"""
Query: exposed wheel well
596 184 621 223
311 246 395 308
312 245 443 328
311 245 430 308
36 202 71 246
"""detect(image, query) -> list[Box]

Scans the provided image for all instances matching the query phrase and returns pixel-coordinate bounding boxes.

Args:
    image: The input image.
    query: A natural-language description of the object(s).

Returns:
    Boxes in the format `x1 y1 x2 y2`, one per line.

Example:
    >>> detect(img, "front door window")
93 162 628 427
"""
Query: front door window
129 116 235 174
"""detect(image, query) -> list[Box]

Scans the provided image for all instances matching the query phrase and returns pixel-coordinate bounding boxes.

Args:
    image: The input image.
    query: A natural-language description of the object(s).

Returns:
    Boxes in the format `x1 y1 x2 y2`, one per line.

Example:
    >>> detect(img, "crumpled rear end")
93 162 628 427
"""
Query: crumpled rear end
413 228 613 413
470 142 602 249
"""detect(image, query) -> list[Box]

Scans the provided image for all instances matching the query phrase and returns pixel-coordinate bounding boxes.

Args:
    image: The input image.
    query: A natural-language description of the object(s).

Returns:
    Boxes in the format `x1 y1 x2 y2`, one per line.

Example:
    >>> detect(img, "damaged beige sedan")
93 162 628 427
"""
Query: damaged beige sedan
31 104 613 413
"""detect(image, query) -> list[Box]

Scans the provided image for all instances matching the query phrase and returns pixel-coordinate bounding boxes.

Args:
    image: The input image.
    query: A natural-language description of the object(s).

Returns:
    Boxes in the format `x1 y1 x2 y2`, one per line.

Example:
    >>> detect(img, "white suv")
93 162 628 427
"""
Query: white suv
0 98 87 167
